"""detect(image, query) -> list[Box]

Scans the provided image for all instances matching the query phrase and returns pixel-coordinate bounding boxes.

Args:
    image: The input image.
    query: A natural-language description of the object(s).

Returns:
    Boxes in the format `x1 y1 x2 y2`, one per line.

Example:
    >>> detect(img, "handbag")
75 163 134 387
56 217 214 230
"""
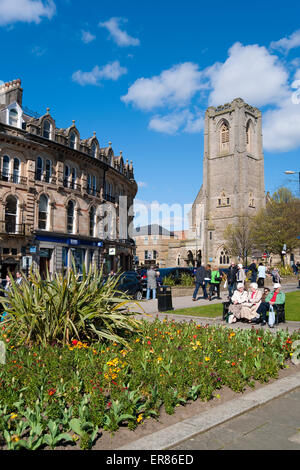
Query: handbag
268 305 275 327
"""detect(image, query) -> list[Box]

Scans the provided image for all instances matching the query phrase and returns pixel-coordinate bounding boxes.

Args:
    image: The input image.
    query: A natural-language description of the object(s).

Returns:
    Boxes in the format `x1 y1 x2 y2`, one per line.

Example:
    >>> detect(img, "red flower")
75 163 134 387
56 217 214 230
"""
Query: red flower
147 341 151 345
48 388 56 396
72 340 78 345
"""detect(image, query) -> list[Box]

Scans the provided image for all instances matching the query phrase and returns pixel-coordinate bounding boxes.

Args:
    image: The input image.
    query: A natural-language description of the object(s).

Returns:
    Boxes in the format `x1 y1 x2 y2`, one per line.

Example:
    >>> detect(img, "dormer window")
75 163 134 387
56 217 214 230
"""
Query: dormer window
9 109 18 127
69 132 76 150
43 120 51 139
91 142 97 158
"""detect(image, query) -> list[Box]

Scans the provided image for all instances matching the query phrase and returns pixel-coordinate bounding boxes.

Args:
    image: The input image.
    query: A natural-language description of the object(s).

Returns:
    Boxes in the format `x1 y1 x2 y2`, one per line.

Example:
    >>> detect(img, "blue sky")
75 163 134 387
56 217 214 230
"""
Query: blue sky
1 0 300 229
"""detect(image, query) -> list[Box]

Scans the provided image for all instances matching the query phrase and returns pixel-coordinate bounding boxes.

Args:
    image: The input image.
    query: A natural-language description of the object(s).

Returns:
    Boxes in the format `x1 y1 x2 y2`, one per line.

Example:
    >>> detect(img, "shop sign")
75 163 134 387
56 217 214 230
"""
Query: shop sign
29 246 37 254
109 248 116 255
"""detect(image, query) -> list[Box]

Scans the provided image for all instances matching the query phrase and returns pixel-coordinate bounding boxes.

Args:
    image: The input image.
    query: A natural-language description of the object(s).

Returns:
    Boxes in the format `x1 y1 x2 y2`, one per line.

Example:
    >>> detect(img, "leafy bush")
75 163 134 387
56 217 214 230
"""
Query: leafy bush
0 265 141 347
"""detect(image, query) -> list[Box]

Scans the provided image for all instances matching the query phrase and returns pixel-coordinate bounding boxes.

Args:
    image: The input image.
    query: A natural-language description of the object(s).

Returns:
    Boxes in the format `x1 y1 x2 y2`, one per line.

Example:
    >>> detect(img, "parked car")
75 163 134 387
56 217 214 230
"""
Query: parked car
116 271 143 301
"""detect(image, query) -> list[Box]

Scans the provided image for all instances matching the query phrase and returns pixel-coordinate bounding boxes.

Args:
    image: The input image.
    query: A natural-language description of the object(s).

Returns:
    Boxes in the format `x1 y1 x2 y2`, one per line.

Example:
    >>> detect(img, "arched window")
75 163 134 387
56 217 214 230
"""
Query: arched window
9 109 18 127
91 142 97 158
38 195 48 230
64 165 70 187
89 207 96 237
70 168 77 189
43 120 51 139
5 196 18 233
36 157 43 181
220 122 229 154
92 175 97 196
45 159 52 183
69 132 76 150
13 158 20 184
2 155 10 181
67 200 75 234
246 121 253 153
87 174 92 194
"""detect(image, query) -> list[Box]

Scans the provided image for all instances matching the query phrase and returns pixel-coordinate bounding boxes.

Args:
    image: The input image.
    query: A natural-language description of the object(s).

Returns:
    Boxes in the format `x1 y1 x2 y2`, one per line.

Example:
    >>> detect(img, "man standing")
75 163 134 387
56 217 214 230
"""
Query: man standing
257 263 266 288
146 266 157 300
227 262 238 298
192 264 207 301
248 259 258 283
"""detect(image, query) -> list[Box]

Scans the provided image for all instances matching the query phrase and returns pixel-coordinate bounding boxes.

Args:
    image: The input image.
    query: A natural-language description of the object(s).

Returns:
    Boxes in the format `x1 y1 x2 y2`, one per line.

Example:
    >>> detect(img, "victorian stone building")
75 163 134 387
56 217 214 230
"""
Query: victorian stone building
167 98 266 268
0 79 137 278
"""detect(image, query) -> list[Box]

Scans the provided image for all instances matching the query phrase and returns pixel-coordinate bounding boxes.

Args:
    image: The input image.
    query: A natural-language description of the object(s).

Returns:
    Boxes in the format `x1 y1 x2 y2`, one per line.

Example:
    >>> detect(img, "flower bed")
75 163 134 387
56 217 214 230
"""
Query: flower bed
0 320 299 450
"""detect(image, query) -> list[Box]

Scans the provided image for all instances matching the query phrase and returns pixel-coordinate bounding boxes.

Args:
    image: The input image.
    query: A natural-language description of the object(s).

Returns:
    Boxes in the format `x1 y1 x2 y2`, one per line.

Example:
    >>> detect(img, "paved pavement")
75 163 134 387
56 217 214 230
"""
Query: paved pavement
171 387 300 450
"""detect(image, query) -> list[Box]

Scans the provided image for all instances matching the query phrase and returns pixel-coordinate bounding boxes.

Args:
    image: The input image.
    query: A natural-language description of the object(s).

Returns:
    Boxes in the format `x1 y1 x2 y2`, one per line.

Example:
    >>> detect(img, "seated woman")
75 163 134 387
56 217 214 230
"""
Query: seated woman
241 283 262 323
228 283 248 321
255 283 285 326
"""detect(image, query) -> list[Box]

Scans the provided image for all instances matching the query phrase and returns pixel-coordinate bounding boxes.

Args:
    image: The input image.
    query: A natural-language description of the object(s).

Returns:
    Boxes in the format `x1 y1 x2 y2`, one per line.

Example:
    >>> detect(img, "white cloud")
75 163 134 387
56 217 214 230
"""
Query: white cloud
81 30 96 44
263 96 300 152
148 109 204 135
122 62 203 111
72 61 127 86
270 30 300 53
206 42 289 107
99 17 140 47
0 0 56 25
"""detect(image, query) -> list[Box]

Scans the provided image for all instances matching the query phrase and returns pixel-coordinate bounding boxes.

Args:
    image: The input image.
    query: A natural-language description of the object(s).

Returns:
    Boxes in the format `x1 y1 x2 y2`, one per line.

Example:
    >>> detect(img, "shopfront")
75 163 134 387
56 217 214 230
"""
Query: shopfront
35 235 103 276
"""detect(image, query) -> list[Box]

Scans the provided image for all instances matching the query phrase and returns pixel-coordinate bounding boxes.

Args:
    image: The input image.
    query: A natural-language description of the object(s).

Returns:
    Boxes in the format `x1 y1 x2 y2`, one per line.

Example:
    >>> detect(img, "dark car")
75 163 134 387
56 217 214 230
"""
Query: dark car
116 271 143 301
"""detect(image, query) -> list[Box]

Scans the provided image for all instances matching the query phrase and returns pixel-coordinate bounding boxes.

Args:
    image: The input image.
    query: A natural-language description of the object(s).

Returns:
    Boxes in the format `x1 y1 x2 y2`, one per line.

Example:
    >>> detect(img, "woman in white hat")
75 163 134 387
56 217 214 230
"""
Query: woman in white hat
241 282 262 323
236 264 246 284
228 283 248 320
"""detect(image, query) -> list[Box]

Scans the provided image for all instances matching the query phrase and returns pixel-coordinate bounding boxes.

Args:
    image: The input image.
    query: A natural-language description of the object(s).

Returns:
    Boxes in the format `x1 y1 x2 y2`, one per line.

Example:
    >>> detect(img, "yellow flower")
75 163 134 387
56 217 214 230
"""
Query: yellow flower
11 435 20 442
157 357 162 363
10 413 18 420
137 414 143 423
135 338 140 343
204 357 210 362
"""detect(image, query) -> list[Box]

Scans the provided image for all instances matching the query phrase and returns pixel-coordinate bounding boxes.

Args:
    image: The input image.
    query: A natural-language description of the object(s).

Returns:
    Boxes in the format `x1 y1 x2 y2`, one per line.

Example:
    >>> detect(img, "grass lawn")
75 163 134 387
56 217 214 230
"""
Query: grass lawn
165 290 300 321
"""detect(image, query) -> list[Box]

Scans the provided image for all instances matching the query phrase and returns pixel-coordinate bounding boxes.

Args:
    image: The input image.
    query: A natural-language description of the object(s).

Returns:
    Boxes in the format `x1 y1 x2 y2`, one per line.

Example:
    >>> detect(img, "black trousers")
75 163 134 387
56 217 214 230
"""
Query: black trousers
209 283 220 298
256 302 270 321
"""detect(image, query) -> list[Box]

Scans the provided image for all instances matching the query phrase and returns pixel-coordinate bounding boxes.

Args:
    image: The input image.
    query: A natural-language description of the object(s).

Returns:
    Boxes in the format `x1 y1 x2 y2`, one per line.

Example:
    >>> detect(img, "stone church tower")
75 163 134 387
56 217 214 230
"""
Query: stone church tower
167 98 266 268
202 98 265 263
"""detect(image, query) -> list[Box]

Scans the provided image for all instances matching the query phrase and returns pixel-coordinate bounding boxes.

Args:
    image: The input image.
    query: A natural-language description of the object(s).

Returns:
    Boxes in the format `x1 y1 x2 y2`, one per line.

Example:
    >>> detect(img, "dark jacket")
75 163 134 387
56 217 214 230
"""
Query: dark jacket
227 265 238 285
195 266 206 283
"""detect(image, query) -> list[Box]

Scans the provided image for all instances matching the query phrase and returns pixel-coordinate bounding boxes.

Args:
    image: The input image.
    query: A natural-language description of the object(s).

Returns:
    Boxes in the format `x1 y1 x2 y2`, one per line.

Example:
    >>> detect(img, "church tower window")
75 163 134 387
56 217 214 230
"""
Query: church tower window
220 122 229 154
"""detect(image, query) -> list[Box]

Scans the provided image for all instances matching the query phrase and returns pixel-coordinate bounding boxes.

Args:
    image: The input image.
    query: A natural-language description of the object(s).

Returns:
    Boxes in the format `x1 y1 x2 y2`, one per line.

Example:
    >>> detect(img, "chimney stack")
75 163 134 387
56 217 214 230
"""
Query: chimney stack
0 79 23 107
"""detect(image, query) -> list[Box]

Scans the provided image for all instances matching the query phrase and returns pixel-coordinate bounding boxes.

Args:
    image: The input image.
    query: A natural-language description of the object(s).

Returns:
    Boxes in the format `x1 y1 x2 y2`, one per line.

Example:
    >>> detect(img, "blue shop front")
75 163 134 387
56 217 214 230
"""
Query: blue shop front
34 234 103 277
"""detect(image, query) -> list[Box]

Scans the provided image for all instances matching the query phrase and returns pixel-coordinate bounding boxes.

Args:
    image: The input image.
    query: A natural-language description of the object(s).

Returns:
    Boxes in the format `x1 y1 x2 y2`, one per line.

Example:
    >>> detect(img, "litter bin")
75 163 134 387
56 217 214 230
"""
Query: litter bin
157 285 173 312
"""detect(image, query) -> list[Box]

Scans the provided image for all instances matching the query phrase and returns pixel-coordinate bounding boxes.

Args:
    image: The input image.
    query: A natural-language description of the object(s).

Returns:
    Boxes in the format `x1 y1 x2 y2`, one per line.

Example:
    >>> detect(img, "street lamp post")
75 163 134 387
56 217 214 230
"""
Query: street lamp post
284 170 300 195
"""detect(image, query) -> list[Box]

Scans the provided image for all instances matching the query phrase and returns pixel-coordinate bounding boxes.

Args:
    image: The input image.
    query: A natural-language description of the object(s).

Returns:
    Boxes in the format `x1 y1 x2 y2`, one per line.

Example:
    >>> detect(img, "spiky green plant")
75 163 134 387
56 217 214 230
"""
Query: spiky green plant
0 263 142 347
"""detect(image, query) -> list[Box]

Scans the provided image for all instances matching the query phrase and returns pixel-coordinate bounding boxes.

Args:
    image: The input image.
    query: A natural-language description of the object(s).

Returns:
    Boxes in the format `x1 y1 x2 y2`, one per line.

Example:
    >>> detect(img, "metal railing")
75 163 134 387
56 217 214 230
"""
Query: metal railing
0 172 27 184
0 221 31 235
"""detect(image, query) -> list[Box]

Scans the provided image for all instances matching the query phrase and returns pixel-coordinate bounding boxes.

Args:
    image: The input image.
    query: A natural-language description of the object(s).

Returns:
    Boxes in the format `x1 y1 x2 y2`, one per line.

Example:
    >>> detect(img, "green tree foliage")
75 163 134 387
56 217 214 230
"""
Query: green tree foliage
251 189 300 265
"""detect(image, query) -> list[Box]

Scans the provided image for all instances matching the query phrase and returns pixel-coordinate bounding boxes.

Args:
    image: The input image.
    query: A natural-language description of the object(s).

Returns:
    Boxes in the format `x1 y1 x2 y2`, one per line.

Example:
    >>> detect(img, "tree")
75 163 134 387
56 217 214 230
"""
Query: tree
251 191 300 266
223 216 256 266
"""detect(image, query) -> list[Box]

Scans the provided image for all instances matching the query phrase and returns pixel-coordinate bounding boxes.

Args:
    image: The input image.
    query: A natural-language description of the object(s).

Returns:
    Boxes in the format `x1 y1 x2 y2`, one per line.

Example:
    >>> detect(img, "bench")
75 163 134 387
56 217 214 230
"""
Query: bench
273 303 286 324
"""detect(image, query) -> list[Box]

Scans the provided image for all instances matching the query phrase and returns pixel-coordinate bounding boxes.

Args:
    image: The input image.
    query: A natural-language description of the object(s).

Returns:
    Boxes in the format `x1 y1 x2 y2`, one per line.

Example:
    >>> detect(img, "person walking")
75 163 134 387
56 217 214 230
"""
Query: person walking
146 266 157 300
257 263 266 288
227 262 238 298
192 264 207 301
208 267 222 300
